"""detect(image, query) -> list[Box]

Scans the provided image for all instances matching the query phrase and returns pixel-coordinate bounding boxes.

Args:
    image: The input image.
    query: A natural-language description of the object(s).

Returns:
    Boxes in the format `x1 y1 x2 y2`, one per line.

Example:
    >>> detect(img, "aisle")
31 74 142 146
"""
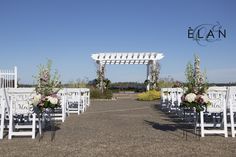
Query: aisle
0 99 235 157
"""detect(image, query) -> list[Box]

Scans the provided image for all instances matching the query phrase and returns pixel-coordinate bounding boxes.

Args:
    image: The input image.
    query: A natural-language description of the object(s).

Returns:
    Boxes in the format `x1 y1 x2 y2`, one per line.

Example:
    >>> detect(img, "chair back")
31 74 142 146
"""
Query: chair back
207 91 227 113
228 86 236 112
7 88 36 115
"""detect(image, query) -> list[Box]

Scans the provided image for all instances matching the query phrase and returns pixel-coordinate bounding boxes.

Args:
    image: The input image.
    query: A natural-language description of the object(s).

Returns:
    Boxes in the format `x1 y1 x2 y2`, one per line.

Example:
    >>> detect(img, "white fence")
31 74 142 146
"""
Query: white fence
0 66 17 88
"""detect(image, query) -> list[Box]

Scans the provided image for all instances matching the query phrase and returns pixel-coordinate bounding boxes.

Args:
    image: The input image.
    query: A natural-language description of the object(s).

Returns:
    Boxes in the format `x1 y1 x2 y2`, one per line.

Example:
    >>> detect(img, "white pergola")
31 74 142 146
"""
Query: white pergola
91 52 164 91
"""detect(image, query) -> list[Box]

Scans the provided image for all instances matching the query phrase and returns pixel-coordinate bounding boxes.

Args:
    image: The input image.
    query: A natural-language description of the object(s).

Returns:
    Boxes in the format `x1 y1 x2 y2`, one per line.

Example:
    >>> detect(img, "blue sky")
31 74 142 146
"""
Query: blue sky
0 0 235 84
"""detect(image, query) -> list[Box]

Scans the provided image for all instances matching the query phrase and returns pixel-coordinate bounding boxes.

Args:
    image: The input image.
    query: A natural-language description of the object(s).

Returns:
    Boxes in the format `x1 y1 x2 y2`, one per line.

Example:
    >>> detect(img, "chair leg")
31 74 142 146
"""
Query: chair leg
38 117 42 136
0 124 3 139
62 108 65 123
32 114 36 139
200 111 204 137
223 108 228 137
0 110 5 139
231 110 235 137
62 103 65 122
8 114 13 139
78 109 80 115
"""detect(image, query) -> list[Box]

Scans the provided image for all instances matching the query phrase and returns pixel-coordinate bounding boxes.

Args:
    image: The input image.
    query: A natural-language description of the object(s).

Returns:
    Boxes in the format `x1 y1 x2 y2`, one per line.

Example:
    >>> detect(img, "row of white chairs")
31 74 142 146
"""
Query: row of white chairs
0 87 90 139
59 88 90 116
160 86 236 137
161 87 183 112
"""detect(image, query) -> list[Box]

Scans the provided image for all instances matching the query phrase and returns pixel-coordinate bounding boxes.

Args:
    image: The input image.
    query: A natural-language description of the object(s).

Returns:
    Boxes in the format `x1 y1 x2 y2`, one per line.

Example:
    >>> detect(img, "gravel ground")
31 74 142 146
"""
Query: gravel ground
1 99 236 157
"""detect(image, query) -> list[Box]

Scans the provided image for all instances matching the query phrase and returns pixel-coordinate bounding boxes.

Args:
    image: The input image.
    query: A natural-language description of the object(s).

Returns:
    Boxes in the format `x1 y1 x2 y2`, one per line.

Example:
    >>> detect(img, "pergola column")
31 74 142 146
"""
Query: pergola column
97 61 105 93
148 60 159 90
146 63 150 91
151 60 157 89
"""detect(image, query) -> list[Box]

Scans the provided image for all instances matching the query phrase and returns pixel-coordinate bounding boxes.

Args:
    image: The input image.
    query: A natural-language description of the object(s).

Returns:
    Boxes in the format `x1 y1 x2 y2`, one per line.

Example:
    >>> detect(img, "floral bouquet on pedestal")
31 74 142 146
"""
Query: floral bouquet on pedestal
180 55 211 112
32 60 61 112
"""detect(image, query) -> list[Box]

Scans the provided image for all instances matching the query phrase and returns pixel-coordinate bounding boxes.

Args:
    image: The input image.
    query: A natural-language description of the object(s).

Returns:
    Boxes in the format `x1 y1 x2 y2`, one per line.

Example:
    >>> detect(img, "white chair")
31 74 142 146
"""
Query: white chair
7 88 38 139
84 88 90 108
80 88 90 111
0 89 6 139
200 91 228 137
56 89 67 122
160 88 168 109
207 86 227 92
65 88 82 115
166 88 172 111
175 88 184 115
175 88 184 107
168 88 183 112
229 86 236 137
80 92 86 113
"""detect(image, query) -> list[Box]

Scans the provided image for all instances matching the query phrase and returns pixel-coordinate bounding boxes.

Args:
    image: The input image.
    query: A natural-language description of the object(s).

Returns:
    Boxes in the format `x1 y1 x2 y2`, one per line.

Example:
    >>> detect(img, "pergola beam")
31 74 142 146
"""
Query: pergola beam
92 52 164 65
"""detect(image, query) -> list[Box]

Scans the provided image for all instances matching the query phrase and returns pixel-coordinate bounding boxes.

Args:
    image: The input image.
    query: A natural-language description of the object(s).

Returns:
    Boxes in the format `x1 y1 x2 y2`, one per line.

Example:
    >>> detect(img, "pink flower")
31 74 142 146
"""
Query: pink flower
196 95 204 104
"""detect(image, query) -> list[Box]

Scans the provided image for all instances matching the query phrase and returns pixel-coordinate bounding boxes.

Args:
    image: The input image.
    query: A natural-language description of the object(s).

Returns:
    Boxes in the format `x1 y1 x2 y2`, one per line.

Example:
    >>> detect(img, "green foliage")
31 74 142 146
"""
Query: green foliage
110 82 145 92
144 80 149 86
185 62 195 85
90 88 113 99
35 59 61 95
181 101 204 112
104 79 111 89
185 62 195 94
103 90 113 99
65 78 88 88
137 90 161 101
184 57 208 94
157 76 182 89
90 88 100 98
92 78 111 90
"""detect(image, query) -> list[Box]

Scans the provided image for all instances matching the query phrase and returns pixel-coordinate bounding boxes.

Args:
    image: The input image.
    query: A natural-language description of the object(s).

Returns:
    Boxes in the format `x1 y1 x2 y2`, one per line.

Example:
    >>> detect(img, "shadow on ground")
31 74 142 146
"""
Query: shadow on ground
144 120 177 131
149 102 198 135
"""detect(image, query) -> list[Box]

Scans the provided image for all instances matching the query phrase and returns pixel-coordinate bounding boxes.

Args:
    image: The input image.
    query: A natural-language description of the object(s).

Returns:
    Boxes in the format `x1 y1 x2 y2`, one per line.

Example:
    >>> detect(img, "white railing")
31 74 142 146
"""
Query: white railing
0 66 17 88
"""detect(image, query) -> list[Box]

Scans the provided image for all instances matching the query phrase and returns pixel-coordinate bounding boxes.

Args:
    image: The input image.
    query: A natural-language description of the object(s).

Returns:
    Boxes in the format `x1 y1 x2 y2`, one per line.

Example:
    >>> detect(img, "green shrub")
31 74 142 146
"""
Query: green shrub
137 90 161 101
90 88 101 99
90 88 113 99
103 90 113 99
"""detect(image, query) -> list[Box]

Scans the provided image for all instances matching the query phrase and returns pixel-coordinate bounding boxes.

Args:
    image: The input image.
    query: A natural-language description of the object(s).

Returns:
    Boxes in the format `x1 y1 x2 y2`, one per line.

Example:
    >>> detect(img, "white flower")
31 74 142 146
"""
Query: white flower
32 94 42 105
185 93 197 103
47 96 58 105
200 94 209 103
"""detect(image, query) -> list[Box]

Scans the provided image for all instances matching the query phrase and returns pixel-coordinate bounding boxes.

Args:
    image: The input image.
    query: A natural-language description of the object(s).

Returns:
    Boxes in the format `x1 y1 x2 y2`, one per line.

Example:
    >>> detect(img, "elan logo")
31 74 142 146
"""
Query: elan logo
188 22 226 46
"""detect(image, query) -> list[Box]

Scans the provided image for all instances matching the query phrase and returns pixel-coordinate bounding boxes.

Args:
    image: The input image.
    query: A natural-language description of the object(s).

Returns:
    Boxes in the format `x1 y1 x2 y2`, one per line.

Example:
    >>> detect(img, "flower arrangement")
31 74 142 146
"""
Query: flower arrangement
181 55 211 112
32 60 61 112
181 93 210 112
